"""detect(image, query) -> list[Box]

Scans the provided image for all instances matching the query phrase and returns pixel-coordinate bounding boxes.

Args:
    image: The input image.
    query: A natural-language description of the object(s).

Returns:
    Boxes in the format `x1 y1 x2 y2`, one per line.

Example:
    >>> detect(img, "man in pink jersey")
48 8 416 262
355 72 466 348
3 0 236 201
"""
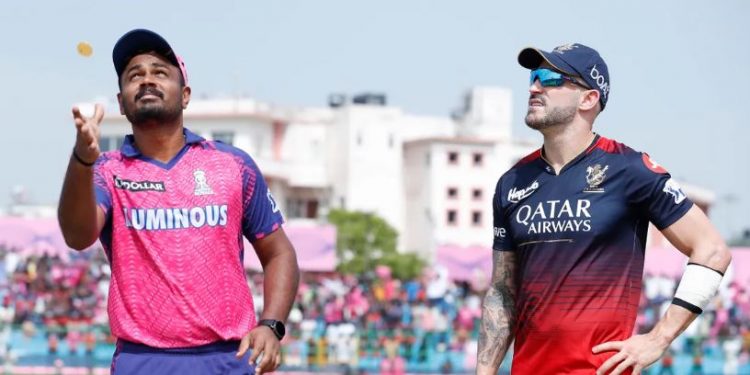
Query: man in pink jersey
58 29 300 374
476 43 731 374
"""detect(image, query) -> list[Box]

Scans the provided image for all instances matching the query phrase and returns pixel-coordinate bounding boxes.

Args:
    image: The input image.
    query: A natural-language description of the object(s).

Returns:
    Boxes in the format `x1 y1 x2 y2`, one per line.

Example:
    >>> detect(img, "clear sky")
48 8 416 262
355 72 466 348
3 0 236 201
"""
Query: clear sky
1 0 748 240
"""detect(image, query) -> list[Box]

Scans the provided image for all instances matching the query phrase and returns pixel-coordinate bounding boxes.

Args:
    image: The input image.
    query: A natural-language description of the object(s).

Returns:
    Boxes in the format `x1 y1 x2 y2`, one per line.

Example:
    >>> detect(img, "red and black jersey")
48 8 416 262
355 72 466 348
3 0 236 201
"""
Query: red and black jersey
492 134 692 374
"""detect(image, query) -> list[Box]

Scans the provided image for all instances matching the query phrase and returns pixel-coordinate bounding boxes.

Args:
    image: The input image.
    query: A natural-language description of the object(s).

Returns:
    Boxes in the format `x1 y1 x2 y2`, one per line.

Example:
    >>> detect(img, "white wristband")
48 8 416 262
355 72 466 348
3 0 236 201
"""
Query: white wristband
672 263 723 314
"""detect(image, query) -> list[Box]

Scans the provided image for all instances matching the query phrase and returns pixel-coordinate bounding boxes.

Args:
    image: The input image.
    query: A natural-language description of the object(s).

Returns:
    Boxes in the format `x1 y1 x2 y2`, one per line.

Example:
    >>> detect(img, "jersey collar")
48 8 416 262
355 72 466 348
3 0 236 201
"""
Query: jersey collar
540 133 601 175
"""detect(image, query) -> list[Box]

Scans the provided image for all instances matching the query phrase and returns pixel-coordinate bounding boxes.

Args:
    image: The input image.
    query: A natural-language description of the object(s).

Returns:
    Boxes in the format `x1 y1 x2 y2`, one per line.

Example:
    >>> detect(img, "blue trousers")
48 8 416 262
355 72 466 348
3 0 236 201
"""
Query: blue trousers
111 339 256 375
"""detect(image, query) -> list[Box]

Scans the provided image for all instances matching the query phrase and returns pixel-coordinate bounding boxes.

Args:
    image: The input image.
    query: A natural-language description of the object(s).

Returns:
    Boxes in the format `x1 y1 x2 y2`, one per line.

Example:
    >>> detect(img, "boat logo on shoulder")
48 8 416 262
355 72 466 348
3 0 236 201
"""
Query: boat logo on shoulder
584 164 608 193
663 178 687 204
193 170 214 196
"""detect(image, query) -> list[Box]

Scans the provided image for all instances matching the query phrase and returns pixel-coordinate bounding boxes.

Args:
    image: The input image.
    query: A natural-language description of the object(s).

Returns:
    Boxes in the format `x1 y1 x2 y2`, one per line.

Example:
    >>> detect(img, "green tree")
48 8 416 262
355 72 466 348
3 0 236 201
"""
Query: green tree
328 209 425 279
379 251 426 280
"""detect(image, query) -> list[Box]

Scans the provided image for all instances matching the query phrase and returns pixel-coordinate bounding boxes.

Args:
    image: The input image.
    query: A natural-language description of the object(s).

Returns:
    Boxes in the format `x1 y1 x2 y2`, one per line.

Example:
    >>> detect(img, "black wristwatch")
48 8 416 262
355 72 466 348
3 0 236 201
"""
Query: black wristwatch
258 319 286 340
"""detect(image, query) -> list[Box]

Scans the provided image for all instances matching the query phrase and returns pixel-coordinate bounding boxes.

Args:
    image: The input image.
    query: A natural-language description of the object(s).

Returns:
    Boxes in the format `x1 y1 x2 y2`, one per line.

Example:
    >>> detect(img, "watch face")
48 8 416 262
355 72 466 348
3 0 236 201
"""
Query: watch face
261 320 285 339
275 321 285 337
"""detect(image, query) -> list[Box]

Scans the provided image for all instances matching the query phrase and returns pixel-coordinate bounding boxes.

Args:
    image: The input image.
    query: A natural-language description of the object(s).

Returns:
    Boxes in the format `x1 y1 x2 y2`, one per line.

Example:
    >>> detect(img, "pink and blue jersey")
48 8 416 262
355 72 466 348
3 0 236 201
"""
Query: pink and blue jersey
493 135 693 374
93 128 283 348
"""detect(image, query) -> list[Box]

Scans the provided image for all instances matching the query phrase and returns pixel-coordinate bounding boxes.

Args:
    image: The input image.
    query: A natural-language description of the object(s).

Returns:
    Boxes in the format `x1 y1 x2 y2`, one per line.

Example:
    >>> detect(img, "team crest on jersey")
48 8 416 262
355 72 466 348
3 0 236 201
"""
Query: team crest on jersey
583 164 608 193
193 170 214 196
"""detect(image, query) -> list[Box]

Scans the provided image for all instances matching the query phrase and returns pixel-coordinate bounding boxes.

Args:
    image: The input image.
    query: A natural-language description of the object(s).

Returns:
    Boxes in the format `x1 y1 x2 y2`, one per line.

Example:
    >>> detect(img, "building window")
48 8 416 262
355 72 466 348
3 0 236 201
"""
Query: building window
447 151 459 165
447 187 458 199
286 199 319 219
305 200 319 218
472 211 483 226
212 131 234 145
447 210 458 226
287 199 301 218
99 137 109 151
472 188 483 200
100 136 125 152
473 152 484 166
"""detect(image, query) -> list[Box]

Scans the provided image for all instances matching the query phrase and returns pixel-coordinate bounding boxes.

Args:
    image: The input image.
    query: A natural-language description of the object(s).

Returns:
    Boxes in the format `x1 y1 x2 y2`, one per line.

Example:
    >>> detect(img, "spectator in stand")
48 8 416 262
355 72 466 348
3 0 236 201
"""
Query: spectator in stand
3 248 749 373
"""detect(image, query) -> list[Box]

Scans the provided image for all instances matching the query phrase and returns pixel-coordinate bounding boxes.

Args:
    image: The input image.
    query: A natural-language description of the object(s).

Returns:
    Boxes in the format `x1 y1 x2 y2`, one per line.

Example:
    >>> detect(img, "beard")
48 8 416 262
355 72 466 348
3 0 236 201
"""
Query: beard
525 99 577 130
122 87 182 127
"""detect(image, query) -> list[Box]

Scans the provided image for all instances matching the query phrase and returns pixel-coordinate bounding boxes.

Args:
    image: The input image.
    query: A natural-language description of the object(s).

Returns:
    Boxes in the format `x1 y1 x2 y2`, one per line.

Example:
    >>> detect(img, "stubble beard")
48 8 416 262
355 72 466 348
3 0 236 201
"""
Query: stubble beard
122 87 183 128
525 105 577 131
124 101 182 128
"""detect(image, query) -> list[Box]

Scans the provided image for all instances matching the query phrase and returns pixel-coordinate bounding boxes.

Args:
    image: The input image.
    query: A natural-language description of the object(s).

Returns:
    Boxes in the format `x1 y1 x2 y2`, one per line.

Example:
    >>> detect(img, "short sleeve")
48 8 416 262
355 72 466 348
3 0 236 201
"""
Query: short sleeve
625 152 693 230
492 180 516 251
240 154 284 242
93 157 112 218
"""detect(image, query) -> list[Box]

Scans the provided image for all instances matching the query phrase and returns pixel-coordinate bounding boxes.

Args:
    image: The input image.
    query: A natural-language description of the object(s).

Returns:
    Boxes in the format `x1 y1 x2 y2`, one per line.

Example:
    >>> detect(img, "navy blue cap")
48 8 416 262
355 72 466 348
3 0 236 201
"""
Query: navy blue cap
518 43 610 110
112 29 188 85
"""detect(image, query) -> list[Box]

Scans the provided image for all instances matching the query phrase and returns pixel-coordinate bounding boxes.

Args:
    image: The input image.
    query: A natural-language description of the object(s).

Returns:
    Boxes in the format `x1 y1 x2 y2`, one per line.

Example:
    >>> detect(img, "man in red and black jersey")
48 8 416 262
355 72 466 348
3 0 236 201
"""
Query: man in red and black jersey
477 43 731 375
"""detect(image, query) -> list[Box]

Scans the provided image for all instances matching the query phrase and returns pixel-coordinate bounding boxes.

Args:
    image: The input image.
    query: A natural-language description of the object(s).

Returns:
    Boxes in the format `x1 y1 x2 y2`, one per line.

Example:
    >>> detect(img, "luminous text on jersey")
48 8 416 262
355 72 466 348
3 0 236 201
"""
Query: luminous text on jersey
515 199 592 234
122 205 229 230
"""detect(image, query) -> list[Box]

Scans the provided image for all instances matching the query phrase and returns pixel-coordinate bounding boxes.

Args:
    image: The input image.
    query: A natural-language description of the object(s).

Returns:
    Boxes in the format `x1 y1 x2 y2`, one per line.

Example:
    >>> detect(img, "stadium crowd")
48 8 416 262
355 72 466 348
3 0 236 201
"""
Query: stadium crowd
0 245 749 373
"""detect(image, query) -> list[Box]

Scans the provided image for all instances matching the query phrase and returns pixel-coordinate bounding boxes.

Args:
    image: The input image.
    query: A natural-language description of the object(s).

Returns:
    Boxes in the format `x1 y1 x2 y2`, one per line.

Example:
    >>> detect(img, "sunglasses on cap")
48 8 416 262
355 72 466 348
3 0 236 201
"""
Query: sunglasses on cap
530 68 589 89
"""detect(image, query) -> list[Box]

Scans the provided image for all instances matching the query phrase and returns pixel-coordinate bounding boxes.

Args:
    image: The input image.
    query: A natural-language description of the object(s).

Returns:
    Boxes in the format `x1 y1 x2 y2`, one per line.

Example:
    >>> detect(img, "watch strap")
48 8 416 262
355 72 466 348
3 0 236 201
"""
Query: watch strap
258 319 284 340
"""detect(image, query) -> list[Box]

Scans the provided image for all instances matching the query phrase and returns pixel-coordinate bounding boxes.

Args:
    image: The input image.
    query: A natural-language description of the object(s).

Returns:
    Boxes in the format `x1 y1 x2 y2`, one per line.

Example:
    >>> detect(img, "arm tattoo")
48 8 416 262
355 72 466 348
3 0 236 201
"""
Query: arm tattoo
478 251 518 371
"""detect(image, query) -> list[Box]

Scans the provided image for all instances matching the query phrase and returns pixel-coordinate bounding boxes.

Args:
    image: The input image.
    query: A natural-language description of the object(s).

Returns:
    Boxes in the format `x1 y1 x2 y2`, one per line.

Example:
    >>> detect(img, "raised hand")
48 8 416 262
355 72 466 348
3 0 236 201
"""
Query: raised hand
72 104 105 164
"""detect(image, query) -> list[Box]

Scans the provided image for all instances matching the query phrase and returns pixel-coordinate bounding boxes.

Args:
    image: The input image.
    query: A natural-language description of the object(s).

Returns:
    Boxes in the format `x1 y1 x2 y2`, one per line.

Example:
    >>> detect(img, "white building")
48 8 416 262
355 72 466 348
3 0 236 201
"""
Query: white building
96 87 536 262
